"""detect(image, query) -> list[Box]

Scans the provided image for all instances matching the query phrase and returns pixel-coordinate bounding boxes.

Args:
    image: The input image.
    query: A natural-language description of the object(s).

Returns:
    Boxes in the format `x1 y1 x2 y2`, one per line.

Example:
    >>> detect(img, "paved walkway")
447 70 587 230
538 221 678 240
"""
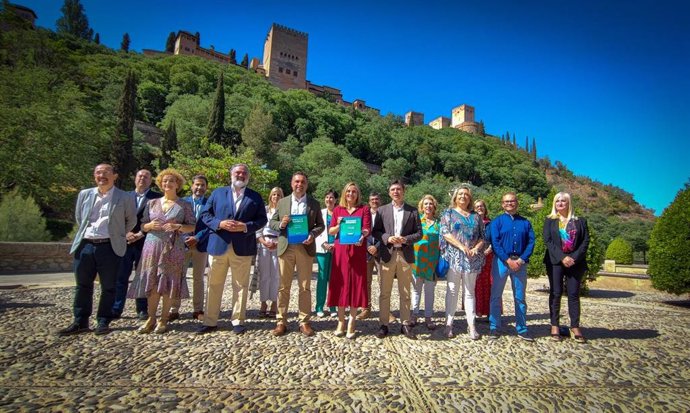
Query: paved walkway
1 272 689 411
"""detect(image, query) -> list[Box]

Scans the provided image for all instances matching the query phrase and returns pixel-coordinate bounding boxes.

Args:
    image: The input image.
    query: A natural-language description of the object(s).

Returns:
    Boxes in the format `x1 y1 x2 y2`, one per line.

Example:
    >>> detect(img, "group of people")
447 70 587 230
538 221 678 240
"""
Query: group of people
58 163 590 343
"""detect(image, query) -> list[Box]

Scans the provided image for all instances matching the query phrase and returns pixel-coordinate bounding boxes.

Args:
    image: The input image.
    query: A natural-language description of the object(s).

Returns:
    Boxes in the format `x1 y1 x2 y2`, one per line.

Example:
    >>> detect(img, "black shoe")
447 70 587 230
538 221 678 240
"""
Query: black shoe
168 312 180 322
518 332 535 342
376 325 389 339
94 322 111 336
196 325 218 335
401 325 417 340
137 311 148 320
232 325 247 335
111 313 122 320
488 330 500 340
57 322 90 336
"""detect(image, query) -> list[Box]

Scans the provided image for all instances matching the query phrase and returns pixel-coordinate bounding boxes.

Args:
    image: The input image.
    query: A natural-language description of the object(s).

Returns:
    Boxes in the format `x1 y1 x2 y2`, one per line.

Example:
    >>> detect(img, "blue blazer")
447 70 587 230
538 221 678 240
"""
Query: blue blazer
182 195 209 244
197 186 267 256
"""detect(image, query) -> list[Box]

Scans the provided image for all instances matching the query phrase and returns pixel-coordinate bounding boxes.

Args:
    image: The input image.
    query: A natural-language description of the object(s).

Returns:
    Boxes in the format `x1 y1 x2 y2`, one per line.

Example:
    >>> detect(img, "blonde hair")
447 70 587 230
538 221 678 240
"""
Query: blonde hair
450 185 473 209
474 199 489 219
547 192 575 219
268 187 284 209
417 194 438 217
155 168 185 192
339 182 361 207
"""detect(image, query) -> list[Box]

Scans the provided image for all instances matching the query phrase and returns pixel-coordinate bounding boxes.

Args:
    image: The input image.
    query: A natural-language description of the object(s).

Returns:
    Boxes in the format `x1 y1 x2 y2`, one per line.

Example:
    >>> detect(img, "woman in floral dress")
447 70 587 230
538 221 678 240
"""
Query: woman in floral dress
128 169 195 334
411 195 440 330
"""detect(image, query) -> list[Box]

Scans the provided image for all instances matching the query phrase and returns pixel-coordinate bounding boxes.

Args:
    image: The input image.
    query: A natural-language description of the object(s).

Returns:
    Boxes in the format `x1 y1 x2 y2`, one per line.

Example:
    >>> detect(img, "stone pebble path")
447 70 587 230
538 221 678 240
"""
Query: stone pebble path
0 275 689 412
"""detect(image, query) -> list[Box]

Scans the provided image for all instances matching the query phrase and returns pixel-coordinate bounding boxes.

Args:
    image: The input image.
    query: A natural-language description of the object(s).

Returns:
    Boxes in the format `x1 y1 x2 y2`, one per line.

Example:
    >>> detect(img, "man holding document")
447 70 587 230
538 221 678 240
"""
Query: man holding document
270 172 325 337
326 182 371 339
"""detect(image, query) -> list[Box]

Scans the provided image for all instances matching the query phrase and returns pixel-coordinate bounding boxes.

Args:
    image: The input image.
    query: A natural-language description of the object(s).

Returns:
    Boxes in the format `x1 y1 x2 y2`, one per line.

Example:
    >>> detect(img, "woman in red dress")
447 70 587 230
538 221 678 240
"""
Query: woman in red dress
474 199 495 318
327 182 371 339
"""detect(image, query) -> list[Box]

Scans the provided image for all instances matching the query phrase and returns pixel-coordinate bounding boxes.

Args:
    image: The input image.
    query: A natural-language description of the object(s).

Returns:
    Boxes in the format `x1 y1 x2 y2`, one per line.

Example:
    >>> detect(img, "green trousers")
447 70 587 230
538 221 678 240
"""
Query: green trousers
315 252 336 313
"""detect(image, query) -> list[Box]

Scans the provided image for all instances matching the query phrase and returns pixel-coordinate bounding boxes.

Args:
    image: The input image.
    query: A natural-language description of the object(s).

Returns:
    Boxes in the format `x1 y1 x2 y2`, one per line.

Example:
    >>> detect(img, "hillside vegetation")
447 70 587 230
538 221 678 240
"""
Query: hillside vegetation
0 16 653 255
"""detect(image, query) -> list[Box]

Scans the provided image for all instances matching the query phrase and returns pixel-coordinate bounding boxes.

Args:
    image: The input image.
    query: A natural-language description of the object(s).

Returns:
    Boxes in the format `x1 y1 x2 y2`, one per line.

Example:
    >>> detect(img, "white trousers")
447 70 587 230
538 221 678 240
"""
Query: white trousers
445 268 478 327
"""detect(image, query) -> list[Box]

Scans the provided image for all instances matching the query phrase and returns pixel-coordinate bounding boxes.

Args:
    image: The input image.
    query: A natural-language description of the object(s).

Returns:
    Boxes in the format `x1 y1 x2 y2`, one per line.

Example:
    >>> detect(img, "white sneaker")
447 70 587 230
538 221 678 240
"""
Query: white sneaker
316 311 325 318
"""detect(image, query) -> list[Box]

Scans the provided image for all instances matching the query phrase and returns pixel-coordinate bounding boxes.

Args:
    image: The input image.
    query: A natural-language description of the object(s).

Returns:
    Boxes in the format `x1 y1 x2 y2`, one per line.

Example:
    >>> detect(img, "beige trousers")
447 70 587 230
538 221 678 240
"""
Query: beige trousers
379 250 412 326
171 247 208 313
364 258 381 310
203 246 252 327
277 245 314 324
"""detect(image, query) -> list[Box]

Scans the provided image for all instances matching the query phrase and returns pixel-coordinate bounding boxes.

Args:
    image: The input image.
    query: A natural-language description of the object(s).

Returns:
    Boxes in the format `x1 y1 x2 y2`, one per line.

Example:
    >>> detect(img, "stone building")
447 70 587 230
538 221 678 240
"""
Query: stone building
2 3 37 28
173 31 231 64
429 116 451 130
262 24 308 90
405 111 424 127
451 104 483 134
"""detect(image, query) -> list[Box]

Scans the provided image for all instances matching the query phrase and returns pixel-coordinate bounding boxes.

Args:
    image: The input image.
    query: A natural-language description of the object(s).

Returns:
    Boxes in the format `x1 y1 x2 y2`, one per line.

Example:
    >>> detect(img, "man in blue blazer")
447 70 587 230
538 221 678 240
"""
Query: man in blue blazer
58 163 136 336
111 169 162 320
170 174 210 321
196 164 267 334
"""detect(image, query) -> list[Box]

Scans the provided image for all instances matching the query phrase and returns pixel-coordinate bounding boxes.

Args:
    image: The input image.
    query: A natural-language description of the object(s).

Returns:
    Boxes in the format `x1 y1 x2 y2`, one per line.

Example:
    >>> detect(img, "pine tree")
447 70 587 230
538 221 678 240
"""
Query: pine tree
121 33 130 52
531 137 537 160
159 120 178 169
240 53 249 69
165 32 176 53
56 0 91 40
111 70 137 188
94 32 100 44
229 49 237 65
206 72 226 145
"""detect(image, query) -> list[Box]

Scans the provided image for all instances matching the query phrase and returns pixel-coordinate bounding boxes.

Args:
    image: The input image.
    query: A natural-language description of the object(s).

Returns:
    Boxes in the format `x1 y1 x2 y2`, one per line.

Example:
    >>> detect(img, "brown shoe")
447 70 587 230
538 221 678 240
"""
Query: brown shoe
356 308 371 320
299 323 315 337
272 323 287 337
389 314 397 324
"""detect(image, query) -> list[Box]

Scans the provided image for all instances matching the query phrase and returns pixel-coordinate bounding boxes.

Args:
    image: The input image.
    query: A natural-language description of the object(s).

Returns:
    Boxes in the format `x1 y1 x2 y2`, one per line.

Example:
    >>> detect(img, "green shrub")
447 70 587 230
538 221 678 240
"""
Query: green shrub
648 185 690 295
581 221 605 295
605 237 634 265
0 189 51 242
46 219 74 241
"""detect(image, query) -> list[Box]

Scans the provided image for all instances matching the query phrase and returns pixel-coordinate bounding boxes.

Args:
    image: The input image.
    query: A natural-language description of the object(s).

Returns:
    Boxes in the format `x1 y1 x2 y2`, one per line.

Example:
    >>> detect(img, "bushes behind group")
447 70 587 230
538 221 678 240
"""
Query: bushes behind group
0 189 51 242
605 237 633 265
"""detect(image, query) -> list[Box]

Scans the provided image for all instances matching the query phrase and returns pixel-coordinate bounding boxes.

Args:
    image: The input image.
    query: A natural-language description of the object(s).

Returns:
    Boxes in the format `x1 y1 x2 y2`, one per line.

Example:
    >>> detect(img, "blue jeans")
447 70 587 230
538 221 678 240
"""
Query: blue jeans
489 257 528 334
73 241 122 326
112 244 148 315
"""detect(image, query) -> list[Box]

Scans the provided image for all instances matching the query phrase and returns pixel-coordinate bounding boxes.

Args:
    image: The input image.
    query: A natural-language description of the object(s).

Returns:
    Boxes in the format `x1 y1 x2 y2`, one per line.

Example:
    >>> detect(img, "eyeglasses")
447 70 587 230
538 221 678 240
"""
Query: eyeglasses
502 200 517 204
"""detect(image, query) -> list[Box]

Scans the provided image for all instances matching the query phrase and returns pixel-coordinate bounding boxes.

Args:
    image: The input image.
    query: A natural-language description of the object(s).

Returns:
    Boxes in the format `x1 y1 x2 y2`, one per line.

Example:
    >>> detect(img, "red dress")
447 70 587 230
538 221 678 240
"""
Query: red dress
475 216 493 316
327 205 372 308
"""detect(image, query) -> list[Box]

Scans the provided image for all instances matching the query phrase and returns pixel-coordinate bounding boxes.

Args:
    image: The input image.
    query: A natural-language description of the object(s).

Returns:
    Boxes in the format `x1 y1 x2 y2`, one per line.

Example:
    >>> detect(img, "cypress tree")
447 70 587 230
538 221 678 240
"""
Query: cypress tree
121 33 130 52
195 31 200 45
165 32 176 53
531 137 537 159
240 53 249 69
94 32 100 44
229 49 237 65
111 70 137 188
512 133 516 147
160 120 178 170
207 72 226 145
525 136 529 151
56 0 91 39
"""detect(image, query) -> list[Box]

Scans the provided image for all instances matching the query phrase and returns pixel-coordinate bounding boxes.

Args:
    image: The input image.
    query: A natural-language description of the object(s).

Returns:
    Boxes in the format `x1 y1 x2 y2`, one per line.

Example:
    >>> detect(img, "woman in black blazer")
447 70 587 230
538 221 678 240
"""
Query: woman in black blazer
543 192 589 343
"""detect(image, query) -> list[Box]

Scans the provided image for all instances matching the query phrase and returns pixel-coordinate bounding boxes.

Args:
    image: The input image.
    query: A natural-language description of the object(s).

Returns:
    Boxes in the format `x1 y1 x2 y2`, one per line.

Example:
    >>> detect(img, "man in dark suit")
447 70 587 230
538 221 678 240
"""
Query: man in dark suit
372 180 422 339
357 192 382 320
269 171 325 337
111 169 162 320
170 174 210 321
196 164 267 335
58 163 136 336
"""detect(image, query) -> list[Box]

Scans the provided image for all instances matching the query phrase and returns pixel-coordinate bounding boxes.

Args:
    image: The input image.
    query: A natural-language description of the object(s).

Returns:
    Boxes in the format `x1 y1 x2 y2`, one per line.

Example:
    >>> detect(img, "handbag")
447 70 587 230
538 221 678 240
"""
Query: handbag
436 254 449 279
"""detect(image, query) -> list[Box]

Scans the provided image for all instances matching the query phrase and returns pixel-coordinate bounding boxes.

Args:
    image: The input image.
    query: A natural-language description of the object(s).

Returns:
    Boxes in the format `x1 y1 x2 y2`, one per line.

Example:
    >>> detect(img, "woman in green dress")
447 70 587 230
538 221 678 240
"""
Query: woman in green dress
411 195 440 330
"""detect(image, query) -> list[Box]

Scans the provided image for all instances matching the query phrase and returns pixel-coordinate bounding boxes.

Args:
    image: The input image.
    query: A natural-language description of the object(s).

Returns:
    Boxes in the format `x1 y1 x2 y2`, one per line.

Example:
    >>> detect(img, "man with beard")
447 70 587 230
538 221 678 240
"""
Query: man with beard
195 164 267 335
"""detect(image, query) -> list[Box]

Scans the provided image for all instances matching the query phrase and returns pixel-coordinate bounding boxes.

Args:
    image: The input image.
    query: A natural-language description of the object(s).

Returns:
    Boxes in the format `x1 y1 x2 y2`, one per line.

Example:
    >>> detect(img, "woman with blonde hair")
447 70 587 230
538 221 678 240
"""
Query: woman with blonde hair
411 194 441 330
440 185 485 339
255 186 284 318
327 182 372 339
543 192 589 343
128 168 196 334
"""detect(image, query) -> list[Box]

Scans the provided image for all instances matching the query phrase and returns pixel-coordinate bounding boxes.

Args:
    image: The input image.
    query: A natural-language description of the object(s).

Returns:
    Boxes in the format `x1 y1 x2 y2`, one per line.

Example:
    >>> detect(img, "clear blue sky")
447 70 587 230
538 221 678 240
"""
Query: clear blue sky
21 0 690 215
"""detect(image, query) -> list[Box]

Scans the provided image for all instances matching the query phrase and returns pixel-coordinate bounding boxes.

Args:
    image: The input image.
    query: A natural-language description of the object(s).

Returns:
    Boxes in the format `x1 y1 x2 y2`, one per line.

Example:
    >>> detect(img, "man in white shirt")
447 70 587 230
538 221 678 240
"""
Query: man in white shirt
58 164 135 336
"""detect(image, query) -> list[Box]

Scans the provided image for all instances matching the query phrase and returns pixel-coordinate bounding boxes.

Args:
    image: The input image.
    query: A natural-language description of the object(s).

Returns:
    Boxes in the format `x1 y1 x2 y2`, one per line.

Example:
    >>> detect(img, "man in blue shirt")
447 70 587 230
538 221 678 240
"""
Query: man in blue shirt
489 192 536 341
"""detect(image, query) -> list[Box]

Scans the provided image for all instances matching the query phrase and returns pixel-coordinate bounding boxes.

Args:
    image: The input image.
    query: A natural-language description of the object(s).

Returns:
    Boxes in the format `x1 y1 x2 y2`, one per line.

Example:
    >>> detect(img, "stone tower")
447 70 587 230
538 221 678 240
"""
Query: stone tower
405 111 424 127
451 104 481 134
262 24 308 90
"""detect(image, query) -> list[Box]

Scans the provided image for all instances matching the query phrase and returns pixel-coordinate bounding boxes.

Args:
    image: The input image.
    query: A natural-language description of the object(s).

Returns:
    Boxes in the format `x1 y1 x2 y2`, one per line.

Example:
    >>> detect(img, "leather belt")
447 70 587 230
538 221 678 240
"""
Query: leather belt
84 238 110 244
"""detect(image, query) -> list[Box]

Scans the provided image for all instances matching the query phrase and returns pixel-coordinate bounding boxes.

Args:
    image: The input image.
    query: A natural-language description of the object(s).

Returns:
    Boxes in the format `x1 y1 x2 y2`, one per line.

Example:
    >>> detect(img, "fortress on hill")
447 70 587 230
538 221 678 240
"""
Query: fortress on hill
153 23 486 134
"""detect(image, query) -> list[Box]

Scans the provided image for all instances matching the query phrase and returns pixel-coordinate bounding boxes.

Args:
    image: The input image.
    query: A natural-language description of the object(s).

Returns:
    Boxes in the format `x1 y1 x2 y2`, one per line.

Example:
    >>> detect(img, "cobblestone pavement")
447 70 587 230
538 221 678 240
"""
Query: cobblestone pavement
1 273 689 412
